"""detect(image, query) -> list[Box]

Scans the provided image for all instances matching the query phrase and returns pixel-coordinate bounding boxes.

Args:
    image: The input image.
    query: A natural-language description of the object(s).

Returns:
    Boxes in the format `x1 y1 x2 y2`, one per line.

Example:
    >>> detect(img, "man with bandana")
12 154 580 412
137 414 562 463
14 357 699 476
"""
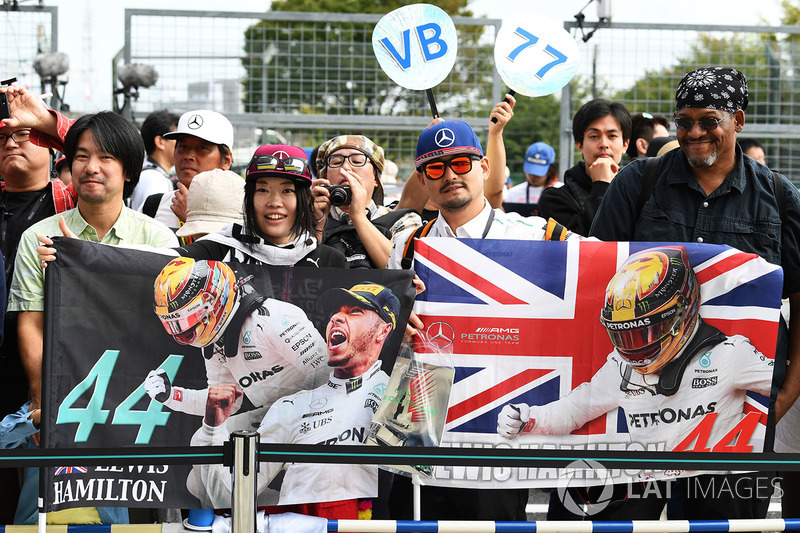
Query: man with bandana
591 67 800 519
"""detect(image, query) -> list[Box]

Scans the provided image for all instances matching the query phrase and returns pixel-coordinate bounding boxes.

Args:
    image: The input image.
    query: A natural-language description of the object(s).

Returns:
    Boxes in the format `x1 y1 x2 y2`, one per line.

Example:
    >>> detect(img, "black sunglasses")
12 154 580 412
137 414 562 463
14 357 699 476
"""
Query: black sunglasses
674 111 735 131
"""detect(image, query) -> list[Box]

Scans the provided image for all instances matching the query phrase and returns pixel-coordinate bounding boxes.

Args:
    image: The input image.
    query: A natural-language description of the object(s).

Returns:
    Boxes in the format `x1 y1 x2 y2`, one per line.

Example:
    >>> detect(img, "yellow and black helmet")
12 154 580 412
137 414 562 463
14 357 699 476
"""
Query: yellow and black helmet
153 258 238 348
600 246 699 375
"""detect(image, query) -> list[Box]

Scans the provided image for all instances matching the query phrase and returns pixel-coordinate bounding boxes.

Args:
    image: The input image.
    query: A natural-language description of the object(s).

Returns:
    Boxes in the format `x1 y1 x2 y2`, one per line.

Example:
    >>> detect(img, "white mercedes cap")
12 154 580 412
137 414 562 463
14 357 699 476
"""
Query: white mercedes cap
164 109 234 149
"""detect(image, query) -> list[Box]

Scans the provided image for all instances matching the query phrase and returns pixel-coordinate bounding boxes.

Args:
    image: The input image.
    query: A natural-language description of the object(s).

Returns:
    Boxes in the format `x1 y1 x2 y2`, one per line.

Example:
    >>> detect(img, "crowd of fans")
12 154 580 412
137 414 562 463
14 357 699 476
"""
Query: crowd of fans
0 63 797 528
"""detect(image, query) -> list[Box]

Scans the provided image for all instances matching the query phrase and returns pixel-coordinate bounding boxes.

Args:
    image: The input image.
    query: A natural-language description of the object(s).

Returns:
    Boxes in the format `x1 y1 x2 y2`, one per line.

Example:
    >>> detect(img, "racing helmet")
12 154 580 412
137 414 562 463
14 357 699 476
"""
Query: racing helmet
153 258 238 348
600 246 700 375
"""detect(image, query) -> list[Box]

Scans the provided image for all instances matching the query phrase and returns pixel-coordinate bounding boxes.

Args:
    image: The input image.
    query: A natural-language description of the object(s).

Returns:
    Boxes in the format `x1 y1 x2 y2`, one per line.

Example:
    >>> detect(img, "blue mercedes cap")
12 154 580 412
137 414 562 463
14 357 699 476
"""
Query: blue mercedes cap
415 120 483 170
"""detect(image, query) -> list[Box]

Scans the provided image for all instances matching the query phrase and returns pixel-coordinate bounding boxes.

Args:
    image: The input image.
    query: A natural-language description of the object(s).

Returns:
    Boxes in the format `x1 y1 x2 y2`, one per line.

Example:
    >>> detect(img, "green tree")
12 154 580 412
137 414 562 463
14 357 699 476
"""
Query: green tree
612 33 779 121
241 0 490 117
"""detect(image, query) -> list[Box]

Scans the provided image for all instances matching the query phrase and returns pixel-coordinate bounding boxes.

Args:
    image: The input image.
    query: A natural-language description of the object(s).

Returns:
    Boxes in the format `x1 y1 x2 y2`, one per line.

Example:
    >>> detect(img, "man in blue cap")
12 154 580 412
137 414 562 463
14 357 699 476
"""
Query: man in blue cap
387 120 579 270
506 141 558 205
386 119 584 520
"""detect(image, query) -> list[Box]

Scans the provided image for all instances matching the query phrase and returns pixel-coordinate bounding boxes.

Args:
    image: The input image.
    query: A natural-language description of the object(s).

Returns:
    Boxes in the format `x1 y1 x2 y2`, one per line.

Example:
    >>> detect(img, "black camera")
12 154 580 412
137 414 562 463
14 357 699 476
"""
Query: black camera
0 77 16 122
0 93 9 122
324 184 352 206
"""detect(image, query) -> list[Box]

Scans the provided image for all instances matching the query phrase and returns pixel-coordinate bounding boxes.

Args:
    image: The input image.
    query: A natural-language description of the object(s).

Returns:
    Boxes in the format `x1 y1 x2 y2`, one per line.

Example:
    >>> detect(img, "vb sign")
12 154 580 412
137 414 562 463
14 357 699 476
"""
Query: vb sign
372 4 458 91
494 13 580 97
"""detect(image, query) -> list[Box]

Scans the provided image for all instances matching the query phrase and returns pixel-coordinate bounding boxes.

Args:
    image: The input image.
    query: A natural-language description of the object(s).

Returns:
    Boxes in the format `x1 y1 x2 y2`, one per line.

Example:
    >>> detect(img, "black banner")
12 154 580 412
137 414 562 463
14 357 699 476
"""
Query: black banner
42 238 414 511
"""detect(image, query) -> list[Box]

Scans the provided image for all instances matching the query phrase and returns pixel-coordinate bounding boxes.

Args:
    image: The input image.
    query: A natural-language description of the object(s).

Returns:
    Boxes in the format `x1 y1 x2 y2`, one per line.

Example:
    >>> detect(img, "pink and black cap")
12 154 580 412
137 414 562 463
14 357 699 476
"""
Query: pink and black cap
245 144 312 187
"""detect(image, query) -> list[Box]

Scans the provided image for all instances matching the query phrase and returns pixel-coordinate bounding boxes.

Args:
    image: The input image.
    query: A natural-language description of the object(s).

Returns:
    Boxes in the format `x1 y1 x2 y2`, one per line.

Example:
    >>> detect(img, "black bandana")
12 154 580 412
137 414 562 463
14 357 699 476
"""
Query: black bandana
675 67 748 113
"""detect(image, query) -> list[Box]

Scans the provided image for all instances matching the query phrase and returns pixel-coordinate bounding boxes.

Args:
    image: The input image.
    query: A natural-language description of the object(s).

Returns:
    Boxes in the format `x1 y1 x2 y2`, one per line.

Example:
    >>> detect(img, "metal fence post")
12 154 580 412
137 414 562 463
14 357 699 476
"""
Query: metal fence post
231 430 258 533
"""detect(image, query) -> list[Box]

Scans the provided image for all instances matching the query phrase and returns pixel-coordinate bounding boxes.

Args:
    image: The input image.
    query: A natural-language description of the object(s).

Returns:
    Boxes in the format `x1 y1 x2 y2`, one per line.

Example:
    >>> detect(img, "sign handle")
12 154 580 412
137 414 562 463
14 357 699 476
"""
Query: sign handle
426 88 439 118
491 89 517 124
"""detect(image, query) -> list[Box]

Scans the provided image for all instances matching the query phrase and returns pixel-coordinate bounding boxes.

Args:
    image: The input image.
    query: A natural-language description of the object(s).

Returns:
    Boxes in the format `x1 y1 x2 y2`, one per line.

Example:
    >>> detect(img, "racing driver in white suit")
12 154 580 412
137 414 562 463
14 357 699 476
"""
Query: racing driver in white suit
191 282 398 518
497 246 774 519
144 258 329 433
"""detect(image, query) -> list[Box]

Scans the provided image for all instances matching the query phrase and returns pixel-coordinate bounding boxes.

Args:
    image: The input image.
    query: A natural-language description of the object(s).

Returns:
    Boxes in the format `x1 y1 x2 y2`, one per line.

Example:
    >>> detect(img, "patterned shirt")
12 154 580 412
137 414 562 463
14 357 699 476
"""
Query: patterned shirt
9 206 178 312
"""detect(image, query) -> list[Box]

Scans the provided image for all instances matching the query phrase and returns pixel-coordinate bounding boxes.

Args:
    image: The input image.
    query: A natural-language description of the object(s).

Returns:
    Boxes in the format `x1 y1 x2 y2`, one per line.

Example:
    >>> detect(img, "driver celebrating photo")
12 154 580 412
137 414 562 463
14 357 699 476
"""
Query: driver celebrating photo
188 282 399 519
497 246 774 520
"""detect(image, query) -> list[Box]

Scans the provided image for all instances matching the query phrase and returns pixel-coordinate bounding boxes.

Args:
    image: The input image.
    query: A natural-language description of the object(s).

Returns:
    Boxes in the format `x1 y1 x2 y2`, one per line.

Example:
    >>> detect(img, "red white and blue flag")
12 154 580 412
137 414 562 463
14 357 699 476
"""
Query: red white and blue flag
54 466 89 475
412 239 782 487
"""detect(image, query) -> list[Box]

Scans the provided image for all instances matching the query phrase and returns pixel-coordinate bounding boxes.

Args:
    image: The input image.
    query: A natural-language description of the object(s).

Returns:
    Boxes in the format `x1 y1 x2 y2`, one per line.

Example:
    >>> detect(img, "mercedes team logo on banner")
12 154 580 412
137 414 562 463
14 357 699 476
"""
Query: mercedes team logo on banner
426 321 454 349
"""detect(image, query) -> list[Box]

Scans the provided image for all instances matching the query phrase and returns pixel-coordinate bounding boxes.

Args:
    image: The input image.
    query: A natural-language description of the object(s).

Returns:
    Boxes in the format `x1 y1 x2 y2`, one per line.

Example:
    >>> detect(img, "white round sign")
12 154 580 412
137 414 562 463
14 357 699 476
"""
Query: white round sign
494 12 580 97
372 4 458 91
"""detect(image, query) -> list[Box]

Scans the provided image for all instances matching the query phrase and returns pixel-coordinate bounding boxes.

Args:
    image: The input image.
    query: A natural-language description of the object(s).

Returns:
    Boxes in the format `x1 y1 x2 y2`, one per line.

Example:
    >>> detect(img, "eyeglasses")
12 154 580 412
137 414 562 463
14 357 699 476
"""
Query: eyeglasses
422 156 481 180
674 111 735 131
0 130 31 144
248 154 308 175
326 153 369 168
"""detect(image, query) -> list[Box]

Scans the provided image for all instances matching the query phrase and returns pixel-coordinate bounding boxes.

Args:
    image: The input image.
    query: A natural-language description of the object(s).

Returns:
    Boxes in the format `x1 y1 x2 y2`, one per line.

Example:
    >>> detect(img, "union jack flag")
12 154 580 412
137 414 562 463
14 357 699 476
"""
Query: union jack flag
412 239 781 450
54 466 88 475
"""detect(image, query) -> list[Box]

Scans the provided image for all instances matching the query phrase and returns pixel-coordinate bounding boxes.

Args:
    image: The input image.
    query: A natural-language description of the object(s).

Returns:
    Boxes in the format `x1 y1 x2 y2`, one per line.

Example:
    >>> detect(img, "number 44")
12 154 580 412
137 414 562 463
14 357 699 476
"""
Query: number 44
673 411 763 453
56 350 184 444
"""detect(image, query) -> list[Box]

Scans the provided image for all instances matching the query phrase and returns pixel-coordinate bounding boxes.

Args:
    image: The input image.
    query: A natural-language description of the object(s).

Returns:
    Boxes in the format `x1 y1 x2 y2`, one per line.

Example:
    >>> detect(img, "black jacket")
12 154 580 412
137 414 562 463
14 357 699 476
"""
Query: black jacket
538 161 610 237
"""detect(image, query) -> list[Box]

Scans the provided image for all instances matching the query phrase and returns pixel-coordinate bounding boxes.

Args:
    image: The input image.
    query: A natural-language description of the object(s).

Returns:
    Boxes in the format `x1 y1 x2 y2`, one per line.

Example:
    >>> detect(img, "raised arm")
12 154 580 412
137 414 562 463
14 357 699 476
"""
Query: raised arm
485 94 516 209
0 85 62 140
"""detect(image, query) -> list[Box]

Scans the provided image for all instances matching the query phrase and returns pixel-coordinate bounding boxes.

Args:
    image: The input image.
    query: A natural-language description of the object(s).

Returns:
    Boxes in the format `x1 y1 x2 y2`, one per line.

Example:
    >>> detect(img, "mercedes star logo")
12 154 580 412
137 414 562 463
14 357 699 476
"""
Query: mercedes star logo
187 114 204 129
309 398 328 409
435 128 455 148
426 321 455 349
274 150 290 159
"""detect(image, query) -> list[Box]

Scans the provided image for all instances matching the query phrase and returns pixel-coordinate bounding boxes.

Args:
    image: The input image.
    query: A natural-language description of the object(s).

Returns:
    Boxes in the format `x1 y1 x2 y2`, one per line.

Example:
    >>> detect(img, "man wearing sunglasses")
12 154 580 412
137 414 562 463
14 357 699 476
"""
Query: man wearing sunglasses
0 119 75 525
591 67 800 519
388 120 578 273
385 119 581 522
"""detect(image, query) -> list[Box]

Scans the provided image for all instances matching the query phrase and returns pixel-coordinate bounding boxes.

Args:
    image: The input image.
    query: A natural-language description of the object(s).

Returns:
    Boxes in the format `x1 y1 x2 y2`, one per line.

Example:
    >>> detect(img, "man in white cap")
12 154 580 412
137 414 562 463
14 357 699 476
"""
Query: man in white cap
140 110 234 241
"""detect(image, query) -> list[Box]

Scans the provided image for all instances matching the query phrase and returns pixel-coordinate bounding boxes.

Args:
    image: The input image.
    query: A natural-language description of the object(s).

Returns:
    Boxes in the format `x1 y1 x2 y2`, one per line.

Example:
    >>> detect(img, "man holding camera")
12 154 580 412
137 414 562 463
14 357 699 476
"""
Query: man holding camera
315 135 420 269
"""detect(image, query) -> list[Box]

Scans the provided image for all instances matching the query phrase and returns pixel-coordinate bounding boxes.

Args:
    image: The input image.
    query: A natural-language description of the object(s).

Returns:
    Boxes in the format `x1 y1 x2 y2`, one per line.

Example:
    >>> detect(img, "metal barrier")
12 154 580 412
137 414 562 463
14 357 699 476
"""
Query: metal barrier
231 431 258 533
4 439 800 529
328 519 800 532
122 8 503 176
